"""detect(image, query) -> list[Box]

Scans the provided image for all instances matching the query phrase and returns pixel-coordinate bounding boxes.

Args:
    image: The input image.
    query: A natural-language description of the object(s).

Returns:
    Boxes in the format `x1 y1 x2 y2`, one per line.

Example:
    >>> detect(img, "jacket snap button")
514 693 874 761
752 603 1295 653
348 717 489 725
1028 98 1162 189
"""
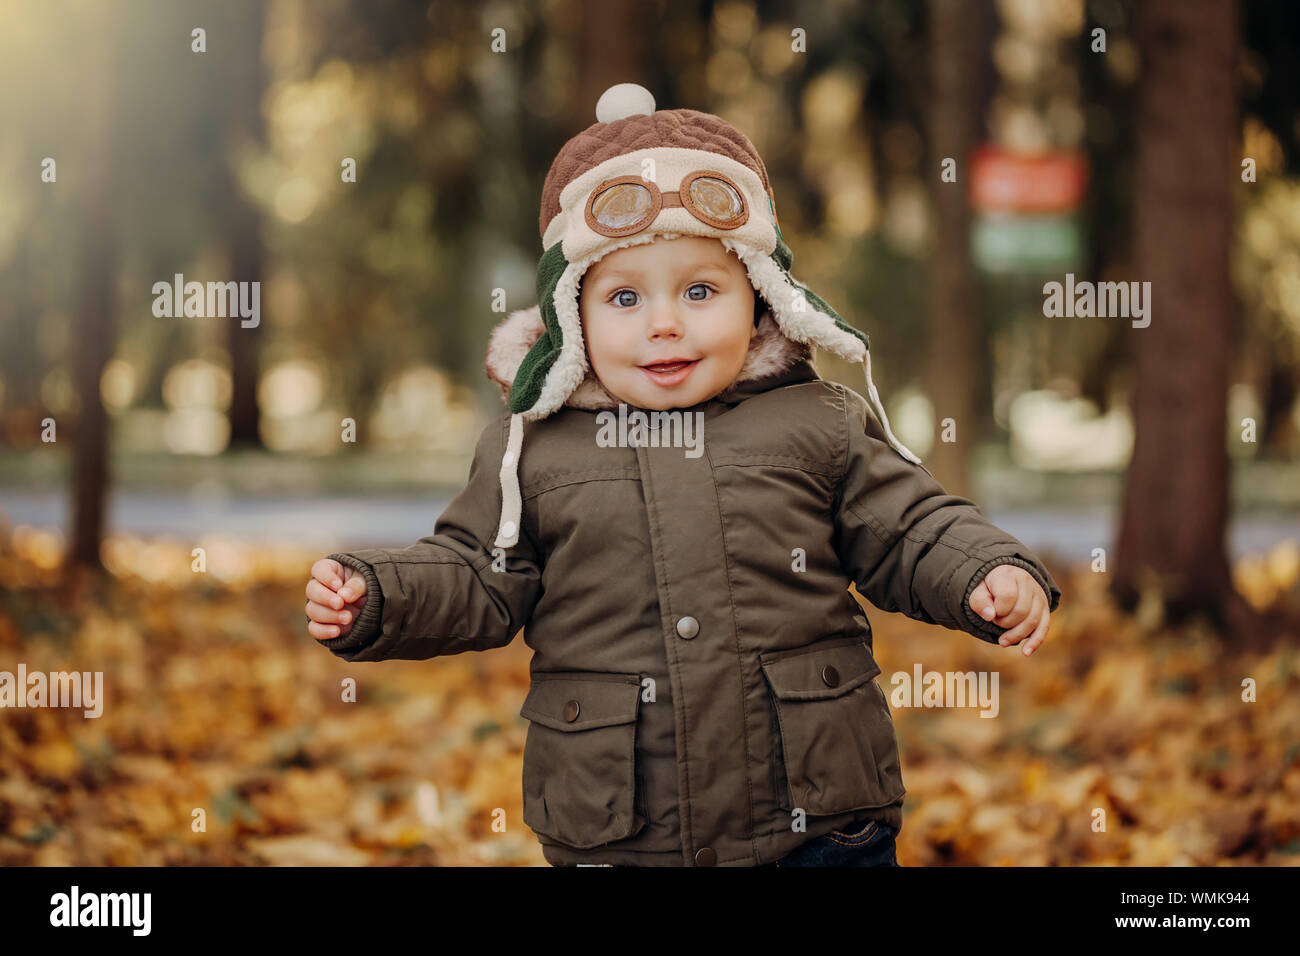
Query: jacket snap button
694 847 716 866
562 699 580 722
675 616 700 639
821 665 840 688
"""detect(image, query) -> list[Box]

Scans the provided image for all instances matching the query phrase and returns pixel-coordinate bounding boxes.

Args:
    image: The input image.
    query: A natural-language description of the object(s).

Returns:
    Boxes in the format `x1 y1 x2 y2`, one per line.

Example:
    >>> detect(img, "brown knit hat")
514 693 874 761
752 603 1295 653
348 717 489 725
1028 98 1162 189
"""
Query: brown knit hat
539 106 774 241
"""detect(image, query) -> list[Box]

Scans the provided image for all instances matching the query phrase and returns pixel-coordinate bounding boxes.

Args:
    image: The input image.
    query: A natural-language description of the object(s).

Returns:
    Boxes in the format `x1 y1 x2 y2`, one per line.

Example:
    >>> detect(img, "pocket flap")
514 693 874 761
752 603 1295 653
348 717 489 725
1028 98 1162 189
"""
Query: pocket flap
520 672 641 732
759 641 881 701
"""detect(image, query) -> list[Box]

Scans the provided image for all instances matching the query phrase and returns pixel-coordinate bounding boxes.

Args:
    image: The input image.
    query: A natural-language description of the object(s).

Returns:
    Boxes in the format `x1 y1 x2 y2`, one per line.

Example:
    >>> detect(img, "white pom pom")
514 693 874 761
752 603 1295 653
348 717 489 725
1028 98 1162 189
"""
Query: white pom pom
596 83 656 123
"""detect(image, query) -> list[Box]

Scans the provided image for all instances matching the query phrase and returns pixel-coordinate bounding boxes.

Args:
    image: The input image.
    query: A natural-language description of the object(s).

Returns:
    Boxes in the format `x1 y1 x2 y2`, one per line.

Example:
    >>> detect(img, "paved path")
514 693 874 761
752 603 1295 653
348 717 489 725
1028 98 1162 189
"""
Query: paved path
0 491 1296 560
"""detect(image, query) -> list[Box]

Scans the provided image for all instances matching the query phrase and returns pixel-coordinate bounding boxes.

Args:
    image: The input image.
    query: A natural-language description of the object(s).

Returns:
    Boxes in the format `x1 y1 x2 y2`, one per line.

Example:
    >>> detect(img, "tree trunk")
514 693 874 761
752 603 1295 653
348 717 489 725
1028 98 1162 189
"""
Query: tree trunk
68 9 121 573
224 0 268 449
924 0 986 496
1259 348 1298 453
571 0 650 132
1115 0 1244 631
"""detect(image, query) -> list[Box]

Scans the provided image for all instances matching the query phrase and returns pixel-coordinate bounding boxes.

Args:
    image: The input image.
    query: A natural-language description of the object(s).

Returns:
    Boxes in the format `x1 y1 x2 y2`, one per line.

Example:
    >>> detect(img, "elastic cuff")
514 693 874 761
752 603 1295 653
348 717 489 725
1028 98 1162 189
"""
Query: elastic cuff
318 553 384 652
960 554 1058 639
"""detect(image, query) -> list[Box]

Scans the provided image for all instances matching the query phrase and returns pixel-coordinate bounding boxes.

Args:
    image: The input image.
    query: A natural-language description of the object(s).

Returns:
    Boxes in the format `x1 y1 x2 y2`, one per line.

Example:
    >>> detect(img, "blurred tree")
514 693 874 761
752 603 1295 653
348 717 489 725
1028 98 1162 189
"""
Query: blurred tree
1239 0 1300 453
69 5 121 572
777 0 937 429
1242 1 1300 168
223 0 270 449
924 0 991 496
1078 0 1139 417
1115 0 1258 637
570 0 651 131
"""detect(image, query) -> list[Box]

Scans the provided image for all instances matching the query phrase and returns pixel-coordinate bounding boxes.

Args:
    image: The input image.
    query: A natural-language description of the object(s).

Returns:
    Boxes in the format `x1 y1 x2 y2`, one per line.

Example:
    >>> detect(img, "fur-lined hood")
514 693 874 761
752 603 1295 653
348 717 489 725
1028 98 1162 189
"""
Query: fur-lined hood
484 303 813 411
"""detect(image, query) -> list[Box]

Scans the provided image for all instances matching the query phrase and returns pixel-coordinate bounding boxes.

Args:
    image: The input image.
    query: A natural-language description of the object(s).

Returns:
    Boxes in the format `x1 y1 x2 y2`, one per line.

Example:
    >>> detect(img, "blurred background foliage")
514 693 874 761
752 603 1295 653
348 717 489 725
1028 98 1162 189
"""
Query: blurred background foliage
0 0 1296 469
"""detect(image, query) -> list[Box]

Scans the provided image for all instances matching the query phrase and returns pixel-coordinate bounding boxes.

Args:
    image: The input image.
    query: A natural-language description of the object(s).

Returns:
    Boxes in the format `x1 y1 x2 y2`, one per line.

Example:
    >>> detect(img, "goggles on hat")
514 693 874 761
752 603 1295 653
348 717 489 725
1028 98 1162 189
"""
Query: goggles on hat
584 170 749 238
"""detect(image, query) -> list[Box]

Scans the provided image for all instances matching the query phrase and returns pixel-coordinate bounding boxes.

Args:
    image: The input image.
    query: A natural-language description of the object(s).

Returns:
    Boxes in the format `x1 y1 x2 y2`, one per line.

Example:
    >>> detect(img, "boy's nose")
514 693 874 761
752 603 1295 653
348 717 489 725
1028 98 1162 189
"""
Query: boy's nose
646 303 684 337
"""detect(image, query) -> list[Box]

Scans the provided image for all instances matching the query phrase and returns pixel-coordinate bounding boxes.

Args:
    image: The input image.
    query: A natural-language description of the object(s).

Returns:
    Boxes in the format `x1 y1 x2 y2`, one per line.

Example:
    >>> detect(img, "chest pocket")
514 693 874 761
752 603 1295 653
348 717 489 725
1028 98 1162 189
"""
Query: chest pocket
760 639 905 816
519 671 646 849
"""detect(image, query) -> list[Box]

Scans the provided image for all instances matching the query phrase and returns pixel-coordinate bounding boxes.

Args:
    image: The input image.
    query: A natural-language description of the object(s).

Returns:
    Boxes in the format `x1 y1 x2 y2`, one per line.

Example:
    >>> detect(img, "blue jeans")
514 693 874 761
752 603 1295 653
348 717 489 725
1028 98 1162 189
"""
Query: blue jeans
550 817 901 867
765 816 900 867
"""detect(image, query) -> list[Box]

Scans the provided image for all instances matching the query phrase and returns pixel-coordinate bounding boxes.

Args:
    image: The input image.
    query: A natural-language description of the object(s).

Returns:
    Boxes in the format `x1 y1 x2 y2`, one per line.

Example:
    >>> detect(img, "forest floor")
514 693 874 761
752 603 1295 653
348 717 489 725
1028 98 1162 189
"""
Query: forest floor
1 527 1298 866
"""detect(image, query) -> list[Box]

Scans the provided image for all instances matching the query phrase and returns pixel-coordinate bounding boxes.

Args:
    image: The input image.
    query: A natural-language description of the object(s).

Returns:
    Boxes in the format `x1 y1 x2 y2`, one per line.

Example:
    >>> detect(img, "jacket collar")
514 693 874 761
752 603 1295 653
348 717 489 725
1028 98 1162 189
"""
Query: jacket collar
485 304 816 413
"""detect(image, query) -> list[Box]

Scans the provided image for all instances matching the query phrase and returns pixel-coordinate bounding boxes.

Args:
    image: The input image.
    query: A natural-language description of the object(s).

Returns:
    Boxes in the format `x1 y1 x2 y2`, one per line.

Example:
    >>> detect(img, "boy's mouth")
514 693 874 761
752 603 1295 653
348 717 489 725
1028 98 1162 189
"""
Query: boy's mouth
639 358 700 386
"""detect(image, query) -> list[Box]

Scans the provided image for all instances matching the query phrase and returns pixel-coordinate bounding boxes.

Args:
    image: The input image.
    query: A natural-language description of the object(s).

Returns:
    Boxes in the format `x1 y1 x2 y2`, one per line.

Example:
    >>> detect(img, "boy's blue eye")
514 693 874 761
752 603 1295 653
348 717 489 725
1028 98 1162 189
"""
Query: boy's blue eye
610 284 713 308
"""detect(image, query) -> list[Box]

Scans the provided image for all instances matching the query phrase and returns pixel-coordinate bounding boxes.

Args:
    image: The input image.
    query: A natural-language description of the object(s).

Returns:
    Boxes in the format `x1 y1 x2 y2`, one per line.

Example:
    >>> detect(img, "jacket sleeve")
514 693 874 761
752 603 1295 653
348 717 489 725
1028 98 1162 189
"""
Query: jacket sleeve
831 385 1061 644
313 414 543 663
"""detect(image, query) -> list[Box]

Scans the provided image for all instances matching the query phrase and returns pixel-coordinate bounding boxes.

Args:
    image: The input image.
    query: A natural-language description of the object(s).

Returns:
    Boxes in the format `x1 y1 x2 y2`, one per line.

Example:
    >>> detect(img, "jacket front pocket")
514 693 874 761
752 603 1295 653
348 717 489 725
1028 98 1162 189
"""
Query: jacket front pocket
760 640 905 816
519 671 644 849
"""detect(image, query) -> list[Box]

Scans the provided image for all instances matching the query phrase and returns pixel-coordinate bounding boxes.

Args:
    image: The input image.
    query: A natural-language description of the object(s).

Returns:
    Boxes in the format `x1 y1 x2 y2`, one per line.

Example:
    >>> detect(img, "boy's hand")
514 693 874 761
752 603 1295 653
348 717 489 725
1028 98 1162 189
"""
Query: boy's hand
968 564 1050 657
306 558 368 641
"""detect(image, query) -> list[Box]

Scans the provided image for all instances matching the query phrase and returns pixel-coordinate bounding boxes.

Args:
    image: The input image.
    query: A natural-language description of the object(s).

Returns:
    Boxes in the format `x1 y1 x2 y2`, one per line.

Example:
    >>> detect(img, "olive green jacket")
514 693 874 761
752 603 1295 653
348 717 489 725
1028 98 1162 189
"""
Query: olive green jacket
315 310 1061 866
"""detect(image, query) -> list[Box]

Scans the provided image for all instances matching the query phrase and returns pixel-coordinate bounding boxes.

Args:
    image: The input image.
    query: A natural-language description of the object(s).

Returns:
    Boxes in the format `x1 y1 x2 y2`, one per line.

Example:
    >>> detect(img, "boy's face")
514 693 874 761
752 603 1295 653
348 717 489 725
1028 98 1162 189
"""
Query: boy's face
578 236 757 410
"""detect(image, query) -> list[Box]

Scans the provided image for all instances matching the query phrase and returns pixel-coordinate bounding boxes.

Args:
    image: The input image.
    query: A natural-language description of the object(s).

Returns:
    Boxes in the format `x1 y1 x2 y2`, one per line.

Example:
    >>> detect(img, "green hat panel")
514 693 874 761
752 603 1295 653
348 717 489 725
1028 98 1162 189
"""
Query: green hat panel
770 235 870 353
508 241 568 416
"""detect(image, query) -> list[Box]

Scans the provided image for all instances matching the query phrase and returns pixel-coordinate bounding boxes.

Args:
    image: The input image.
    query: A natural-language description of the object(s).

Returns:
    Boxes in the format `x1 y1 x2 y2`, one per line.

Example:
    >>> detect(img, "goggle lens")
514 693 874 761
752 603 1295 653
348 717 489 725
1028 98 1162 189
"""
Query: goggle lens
688 176 744 222
591 182 654 230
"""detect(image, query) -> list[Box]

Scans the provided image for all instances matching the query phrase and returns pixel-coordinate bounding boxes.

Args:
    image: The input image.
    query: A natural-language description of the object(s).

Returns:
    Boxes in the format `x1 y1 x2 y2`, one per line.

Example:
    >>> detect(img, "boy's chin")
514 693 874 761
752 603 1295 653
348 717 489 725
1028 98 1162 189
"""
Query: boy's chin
611 386 722 411
604 372 740 410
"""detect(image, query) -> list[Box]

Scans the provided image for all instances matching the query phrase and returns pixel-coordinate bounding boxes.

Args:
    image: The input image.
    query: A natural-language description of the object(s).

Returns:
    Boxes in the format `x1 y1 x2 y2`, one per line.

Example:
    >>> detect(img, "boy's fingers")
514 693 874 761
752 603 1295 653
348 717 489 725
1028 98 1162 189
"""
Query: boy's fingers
995 597 1040 646
338 571 367 603
995 576 1033 627
306 599 352 627
306 578 344 609
311 558 346 591
970 582 998 621
989 569 1020 620
308 619 346 641
1021 606 1051 657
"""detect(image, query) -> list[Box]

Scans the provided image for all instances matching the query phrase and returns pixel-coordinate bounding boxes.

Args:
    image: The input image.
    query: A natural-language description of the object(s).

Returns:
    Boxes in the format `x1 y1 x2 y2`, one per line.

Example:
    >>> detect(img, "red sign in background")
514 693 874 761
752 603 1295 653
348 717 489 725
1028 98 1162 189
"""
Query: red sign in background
970 145 1090 214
